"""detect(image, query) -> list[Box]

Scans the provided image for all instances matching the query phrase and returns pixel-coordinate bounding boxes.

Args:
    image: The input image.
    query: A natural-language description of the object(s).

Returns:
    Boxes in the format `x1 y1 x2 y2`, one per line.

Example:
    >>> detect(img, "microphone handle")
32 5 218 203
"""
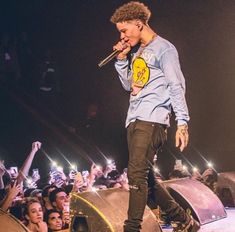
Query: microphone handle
98 49 120 68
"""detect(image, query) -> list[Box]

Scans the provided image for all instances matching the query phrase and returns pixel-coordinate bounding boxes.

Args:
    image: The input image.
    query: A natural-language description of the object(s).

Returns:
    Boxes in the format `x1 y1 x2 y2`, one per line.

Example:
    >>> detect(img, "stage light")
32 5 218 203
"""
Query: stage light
70 163 77 170
57 166 63 172
207 162 213 168
52 161 57 167
91 187 97 192
183 165 188 171
106 159 113 165
26 178 32 185
193 167 198 172
153 167 159 173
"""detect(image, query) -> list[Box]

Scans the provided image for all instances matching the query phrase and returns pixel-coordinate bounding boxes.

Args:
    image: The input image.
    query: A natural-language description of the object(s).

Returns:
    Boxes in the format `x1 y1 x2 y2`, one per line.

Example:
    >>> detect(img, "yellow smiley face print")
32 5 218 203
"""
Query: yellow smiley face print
132 57 150 88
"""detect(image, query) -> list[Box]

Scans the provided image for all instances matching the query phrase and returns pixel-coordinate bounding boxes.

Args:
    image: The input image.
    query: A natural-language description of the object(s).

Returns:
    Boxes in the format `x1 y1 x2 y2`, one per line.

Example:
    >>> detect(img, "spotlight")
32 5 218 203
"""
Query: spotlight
91 187 97 192
57 166 63 172
192 167 198 172
207 162 213 168
52 161 57 167
70 163 77 170
26 178 32 185
153 167 159 173
106 159 113 165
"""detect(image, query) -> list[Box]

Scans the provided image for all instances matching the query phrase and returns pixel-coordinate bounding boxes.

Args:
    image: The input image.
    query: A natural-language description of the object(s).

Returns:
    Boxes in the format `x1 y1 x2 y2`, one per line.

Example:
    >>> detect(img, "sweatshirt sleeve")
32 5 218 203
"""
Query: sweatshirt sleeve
114 58 132 91
159 47 190 125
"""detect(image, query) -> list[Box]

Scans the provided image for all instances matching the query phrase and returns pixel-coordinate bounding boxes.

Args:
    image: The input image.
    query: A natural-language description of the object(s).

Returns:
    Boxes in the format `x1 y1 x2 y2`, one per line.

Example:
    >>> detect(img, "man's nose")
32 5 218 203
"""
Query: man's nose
120 33 125 40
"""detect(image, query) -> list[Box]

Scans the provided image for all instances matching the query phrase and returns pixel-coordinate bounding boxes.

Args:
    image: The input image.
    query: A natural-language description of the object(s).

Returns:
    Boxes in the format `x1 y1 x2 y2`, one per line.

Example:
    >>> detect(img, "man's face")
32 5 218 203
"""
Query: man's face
48 212 63 231
116 20 141 47
55 191 69 211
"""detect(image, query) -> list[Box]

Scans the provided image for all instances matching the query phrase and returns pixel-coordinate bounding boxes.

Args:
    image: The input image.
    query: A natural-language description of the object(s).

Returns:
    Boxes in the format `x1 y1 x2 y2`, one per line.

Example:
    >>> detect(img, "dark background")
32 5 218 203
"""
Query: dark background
0 0 235 178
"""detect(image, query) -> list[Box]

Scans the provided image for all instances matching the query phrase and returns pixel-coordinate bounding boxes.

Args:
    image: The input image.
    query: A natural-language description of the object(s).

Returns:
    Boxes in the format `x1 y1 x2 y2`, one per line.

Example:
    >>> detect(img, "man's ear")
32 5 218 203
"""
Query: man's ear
136 20 143 31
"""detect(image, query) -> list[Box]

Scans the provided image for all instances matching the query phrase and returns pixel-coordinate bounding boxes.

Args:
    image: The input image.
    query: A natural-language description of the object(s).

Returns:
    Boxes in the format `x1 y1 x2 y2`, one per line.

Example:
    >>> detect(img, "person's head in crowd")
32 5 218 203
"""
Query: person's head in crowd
169 160 191 179
2 170 12 186
23 198 46 231
30 189 42 201
201 168 218 191
64 183 73 195
103 160 119 179
24 188 36 198
42 184 56 210
202 168 218 182
0 171 13 201
90 163 103 179
44 209 63 232
168 169 191 180
8 166 19 180
49 187 69 211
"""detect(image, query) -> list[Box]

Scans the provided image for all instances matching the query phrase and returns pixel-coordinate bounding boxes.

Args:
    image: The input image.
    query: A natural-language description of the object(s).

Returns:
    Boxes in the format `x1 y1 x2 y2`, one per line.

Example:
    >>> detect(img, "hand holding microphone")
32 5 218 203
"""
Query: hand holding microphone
98 40 131 68
113 40 131 60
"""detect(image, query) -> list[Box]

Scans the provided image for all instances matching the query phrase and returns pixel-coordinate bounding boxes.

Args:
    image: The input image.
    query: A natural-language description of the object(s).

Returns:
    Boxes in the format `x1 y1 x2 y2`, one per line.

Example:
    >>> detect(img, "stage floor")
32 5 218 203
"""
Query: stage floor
162 208 235 232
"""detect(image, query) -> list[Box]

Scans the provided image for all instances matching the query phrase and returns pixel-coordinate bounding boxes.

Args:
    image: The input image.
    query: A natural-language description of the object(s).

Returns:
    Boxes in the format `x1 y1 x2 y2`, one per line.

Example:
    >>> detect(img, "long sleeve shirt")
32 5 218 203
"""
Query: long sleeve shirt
114 35 189 128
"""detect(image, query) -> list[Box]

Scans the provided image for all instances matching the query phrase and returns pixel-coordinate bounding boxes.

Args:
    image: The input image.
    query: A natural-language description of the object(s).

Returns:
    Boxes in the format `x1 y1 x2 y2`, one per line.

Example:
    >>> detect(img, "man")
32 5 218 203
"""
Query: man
49 188 70 229
49 188 68 212
42 185 56 211
110 2 199 232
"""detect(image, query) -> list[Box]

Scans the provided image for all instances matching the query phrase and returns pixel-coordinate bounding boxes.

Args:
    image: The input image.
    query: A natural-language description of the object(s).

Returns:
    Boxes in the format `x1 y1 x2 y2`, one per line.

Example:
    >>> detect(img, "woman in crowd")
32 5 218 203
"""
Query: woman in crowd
23 198 48 232
44 209 63 232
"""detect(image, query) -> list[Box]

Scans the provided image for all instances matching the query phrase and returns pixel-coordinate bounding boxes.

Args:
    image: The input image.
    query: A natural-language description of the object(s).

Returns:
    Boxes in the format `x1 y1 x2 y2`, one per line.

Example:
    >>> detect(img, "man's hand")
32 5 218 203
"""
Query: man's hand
31 141 42 153
175 124 189 152
7 181 22 201
113 40 131 60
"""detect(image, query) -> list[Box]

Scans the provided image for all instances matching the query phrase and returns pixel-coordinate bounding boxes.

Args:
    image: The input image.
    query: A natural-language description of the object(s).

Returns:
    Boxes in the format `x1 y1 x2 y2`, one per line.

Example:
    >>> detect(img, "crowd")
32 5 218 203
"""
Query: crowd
0 141 129 232
0 141 221 232
168 159 218 193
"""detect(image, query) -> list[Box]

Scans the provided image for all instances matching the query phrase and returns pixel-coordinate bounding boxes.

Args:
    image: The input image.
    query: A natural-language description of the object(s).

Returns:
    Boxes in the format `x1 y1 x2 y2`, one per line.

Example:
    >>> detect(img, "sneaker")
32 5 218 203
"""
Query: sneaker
171 216 200 232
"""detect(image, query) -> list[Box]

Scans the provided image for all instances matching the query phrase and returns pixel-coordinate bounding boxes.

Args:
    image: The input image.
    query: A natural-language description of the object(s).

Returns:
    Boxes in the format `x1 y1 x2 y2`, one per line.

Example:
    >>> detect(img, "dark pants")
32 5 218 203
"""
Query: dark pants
124 120 188 232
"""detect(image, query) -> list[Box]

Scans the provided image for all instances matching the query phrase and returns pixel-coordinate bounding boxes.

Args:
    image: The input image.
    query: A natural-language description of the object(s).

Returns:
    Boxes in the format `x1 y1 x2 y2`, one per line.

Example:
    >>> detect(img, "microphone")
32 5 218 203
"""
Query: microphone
98 49 120 68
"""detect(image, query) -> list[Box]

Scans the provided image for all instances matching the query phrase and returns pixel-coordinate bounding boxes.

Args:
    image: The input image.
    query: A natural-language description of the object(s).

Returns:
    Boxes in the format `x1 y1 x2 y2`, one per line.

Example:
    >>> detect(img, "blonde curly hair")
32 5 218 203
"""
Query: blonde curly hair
110 1 151 24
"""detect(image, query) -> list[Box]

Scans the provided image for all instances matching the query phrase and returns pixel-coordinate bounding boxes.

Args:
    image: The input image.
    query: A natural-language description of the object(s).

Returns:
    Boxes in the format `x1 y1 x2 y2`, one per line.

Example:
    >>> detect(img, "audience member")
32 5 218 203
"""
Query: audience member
23 198 47 232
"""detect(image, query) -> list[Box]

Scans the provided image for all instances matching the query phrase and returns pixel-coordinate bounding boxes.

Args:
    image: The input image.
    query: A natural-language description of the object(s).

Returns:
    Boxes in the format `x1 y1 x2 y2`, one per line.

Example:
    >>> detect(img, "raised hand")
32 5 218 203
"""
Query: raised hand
31 141 42 153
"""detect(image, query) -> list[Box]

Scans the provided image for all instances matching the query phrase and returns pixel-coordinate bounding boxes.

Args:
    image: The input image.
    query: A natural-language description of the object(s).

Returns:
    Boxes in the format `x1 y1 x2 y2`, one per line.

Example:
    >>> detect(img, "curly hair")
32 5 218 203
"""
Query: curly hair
110 1 151 24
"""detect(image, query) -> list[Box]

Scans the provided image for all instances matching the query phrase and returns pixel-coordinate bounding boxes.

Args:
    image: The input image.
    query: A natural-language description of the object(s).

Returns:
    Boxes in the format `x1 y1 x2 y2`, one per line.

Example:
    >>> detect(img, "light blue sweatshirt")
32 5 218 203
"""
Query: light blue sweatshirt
114 35 189 128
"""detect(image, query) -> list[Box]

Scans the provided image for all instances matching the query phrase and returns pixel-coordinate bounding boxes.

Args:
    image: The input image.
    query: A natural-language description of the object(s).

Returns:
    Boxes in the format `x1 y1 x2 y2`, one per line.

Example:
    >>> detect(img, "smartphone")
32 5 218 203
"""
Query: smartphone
82 170 89 178
69 169 77 181
10 167 18 175
63 201 70 213
54 172 62 182
32 168 39 176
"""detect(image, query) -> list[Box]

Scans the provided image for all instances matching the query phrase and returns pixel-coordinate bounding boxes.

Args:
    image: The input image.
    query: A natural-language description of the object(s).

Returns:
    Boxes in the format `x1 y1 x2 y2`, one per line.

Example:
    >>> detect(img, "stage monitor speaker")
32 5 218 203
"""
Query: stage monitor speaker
217 172 235 207
0 209 30 232
163 178 226 225
70 188 162 232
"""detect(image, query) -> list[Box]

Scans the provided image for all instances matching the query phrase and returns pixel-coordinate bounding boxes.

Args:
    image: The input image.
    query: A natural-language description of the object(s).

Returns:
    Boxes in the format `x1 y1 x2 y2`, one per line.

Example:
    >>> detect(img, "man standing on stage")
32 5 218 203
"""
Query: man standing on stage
110 2 199 232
